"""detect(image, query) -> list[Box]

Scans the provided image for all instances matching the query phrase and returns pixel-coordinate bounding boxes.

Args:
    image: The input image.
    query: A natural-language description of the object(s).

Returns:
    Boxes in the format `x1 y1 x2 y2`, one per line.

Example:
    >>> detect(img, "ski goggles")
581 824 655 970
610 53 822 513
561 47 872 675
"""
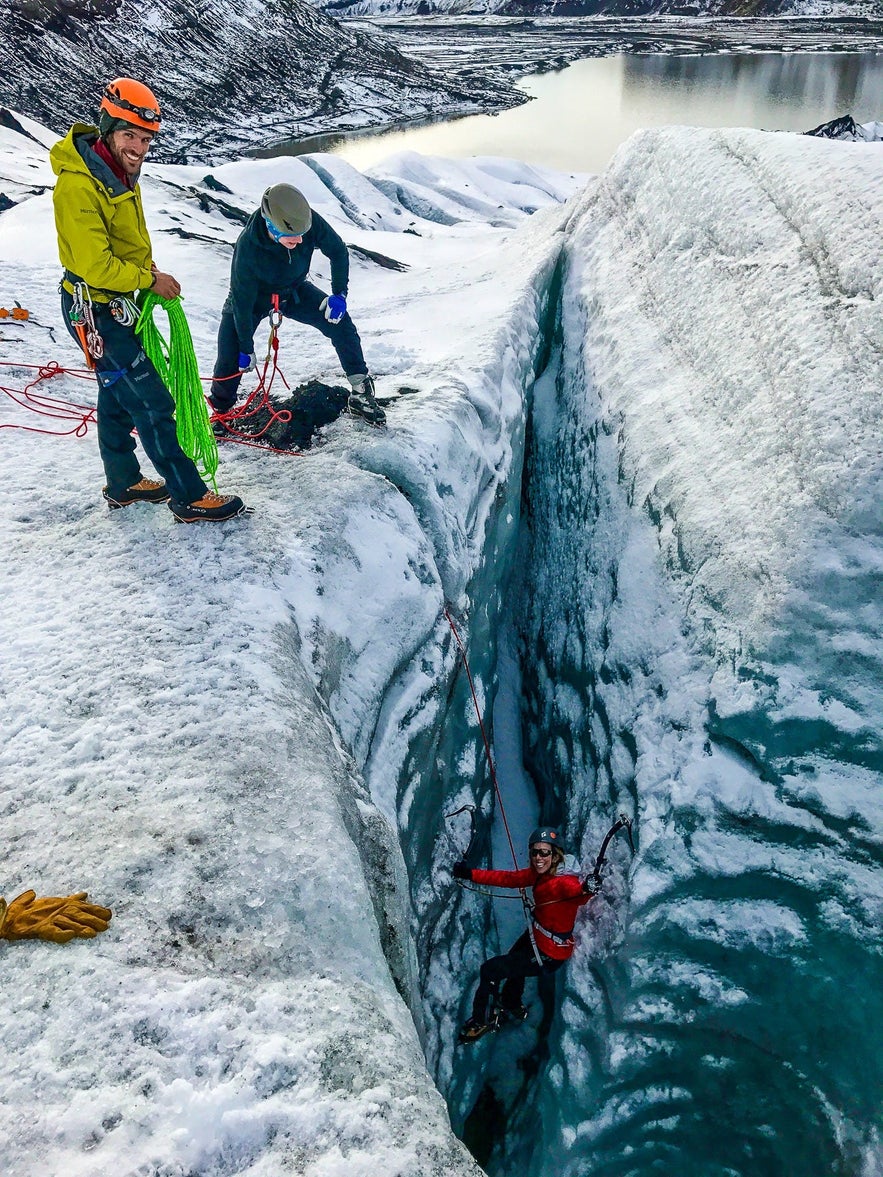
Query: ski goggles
104 89 161 127
264 216 303 244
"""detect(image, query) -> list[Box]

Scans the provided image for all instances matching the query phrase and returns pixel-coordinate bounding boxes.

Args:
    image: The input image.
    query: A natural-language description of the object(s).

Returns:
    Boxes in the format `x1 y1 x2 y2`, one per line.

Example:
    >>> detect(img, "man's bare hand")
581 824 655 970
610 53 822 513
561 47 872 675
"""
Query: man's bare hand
151 270 181 300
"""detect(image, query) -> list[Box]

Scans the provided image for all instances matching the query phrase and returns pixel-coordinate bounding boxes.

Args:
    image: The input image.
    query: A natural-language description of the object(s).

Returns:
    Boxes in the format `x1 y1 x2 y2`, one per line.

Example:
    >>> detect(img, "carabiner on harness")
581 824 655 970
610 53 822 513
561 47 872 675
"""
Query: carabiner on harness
109 296 139 327
265 293 283 366
69 283 104 367
269 292 284 331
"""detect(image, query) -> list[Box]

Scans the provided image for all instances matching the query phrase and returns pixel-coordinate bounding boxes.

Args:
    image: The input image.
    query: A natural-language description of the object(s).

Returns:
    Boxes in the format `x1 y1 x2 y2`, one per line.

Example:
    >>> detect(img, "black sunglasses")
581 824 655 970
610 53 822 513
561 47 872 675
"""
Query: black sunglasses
105 90 161 126
530 848 552 858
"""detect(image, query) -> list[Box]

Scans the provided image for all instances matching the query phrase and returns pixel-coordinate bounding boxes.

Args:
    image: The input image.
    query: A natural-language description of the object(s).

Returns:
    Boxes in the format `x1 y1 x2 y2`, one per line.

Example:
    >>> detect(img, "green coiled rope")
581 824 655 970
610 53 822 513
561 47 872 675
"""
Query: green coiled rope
136 293 218 490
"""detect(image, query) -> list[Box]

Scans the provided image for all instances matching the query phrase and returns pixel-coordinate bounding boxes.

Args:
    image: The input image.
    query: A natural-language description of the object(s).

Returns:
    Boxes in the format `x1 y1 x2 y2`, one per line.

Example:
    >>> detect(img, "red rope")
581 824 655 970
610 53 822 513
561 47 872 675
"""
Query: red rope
444 607 519 870
0 316 311 459
205 296 305 456
0 360 97 437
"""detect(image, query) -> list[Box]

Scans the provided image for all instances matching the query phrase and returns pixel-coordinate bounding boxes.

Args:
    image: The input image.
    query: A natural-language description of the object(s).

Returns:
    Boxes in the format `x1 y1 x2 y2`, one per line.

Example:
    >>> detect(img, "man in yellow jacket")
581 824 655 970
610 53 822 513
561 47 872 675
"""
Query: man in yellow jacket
51 78 245 523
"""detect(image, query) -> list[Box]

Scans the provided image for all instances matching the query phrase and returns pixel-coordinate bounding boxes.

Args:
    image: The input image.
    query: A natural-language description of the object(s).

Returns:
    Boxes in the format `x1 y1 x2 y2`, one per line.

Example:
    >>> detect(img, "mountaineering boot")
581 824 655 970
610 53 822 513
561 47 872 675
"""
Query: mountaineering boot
168 491 247 524
458 1016 497 1046
103 477 170 509
347 374 386 427
500 1004 529 1023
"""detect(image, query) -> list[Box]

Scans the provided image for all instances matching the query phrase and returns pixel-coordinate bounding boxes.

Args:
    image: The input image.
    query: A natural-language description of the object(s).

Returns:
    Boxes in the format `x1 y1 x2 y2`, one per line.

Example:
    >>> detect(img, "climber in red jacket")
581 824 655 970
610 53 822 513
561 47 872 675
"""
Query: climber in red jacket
453 825 596 1044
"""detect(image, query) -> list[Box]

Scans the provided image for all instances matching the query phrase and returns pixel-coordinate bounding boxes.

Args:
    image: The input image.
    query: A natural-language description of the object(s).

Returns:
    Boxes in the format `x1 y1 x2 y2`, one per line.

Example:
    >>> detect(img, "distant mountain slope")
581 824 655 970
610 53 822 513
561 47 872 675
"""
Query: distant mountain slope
322 0 882 15
0 0 519 162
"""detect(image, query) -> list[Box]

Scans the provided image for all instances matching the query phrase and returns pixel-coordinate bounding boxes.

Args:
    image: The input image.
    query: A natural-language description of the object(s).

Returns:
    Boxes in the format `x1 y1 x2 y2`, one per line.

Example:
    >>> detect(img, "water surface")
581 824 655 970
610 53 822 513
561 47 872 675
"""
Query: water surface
287 51 883 173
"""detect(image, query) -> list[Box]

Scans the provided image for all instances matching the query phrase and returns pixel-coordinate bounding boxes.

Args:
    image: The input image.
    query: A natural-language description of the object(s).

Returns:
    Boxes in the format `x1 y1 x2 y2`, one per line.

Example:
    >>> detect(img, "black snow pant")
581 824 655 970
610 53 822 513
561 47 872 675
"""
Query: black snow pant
209 281 368 411
61 291 207 506
471 932 566 1023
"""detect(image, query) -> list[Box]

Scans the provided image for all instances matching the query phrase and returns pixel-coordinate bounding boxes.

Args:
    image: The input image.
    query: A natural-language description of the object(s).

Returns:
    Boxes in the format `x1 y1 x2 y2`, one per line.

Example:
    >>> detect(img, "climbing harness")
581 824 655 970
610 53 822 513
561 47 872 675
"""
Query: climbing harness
531 920 574 949
136 293 218 489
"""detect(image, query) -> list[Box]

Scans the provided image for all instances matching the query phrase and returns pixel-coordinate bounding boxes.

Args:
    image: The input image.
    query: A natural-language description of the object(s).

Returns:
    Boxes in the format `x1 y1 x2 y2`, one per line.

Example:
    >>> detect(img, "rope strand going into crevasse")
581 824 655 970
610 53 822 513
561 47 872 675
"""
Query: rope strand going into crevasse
444 606 544 964
444 606 520 870
136 293 218 488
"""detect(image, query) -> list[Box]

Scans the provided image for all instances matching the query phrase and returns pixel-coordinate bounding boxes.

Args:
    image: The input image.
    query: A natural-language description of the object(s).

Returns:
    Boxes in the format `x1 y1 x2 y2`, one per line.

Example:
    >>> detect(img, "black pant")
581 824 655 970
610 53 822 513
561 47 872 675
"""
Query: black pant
210 281 368 411
471 932 566 1023
61 292 207 505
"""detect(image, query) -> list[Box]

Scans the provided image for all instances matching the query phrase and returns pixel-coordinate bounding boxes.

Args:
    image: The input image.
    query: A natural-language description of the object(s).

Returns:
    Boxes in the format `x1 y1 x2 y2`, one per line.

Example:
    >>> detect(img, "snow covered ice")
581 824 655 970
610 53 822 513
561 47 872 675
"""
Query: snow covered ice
0 112 575 1175
1 108 881 1177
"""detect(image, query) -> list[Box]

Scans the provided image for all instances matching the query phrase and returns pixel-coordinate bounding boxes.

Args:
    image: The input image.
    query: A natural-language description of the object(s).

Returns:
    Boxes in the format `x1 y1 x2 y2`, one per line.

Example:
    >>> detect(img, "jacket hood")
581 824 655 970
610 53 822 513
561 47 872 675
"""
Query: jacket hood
50 124 133 198
244 208 292 255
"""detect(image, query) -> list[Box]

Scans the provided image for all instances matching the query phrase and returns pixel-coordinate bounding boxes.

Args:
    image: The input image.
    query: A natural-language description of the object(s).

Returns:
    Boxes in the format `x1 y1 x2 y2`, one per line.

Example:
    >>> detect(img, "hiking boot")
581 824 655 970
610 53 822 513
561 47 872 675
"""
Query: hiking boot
103 477 170 509
168 491 246 523
347 375 386 427
458 1017 496 1045
500 1004 529 1023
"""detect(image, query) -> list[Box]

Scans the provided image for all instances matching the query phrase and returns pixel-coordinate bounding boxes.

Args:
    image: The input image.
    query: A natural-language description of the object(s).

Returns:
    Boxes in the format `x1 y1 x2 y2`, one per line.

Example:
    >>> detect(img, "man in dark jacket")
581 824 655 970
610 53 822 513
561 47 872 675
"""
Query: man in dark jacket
210 184 385 427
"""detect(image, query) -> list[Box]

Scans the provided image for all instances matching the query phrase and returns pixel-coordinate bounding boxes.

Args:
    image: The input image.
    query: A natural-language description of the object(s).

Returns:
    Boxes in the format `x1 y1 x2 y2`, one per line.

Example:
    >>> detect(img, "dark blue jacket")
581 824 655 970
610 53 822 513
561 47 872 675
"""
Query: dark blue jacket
224 208 350 353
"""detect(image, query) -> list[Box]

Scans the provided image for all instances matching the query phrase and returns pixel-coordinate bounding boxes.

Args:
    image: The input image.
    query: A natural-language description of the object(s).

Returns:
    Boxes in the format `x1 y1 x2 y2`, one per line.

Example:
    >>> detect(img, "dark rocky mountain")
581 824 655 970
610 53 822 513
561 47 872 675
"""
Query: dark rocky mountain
0 0 520 162
323 0 881 14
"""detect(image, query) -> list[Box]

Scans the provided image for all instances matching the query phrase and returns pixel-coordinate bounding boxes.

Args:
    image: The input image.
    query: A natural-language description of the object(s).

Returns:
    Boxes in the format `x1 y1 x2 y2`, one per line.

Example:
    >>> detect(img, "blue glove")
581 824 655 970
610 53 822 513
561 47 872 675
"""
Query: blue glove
321 294 346 324
238 352 256 372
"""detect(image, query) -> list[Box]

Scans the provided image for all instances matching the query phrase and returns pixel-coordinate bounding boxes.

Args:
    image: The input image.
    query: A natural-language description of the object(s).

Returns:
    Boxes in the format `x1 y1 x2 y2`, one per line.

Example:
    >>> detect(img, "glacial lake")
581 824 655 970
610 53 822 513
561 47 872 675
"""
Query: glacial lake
279 50 883 174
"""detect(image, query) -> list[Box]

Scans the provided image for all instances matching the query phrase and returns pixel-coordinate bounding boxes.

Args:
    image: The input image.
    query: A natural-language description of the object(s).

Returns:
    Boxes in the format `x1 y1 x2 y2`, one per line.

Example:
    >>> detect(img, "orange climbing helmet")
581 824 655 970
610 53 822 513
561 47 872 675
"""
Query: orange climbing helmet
100 78 161 132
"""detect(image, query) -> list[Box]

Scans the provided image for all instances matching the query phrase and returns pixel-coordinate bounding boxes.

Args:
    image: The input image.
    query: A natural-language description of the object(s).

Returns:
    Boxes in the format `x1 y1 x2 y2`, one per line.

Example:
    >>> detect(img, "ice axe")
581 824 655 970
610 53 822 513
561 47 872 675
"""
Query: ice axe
445 803 478 862
587 813 635 893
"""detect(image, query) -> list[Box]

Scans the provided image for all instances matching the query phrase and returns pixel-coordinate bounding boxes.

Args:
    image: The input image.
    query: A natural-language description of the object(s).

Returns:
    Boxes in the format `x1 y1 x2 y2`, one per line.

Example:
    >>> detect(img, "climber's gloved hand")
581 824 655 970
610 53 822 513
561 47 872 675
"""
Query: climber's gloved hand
320 294 347 324
452 862 472 881
237 352 256 373
582 876 601 897
0 890 113 944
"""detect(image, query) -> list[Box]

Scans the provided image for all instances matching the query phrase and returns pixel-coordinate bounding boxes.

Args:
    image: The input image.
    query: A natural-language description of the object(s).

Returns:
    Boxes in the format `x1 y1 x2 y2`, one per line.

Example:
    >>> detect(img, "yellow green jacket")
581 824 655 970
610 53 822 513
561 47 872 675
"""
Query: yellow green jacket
50 124 155 303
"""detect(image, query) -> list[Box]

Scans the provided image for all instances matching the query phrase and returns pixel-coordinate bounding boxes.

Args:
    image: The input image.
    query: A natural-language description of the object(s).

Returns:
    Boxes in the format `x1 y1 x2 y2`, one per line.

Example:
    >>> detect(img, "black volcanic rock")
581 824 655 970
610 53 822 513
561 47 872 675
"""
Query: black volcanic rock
0 0 520 162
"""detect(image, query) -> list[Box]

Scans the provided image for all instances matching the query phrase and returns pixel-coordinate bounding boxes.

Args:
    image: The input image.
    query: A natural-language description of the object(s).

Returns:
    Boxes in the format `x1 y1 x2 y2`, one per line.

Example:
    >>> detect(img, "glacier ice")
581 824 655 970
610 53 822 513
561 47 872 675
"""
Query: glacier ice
0 115 568 1175
507 126 883 1177
1 108 881 1177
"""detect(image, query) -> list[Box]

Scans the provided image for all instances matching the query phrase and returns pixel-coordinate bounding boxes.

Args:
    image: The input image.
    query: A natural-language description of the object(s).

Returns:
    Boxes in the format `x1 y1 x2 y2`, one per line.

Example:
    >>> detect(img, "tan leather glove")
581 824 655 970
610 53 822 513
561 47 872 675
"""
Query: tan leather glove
0 890 112 943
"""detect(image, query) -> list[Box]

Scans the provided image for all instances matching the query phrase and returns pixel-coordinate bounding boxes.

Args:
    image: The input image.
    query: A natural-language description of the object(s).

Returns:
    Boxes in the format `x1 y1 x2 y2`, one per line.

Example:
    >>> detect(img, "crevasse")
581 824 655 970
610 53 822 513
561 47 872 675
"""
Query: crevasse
2 120 881 1177
351 129 883 1177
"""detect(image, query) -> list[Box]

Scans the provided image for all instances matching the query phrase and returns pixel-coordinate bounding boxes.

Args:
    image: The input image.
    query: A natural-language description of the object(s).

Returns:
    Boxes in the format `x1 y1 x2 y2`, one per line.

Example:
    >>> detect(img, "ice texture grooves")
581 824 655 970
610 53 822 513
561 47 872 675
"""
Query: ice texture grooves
2 110 882 1176
506 128 883 1177
0 113 572 1177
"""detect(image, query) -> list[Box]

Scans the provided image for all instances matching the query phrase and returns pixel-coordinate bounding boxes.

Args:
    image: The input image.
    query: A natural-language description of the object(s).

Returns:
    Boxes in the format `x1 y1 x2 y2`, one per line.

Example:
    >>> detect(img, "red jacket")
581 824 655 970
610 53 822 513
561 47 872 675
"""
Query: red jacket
469 866 591 960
